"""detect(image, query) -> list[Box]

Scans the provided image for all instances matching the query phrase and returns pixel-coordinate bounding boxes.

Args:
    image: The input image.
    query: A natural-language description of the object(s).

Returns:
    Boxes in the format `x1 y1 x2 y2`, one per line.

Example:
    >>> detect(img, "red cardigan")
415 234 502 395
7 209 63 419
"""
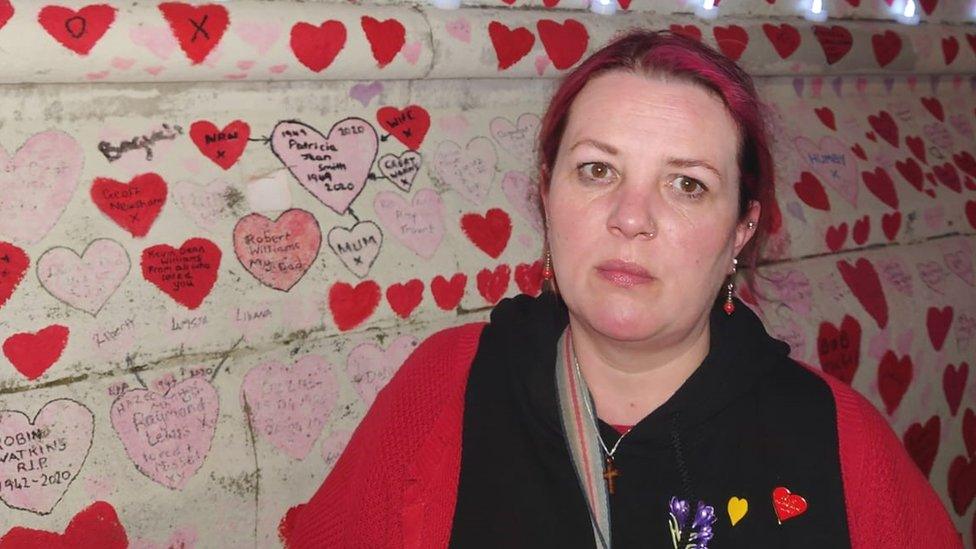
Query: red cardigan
280 322 961 548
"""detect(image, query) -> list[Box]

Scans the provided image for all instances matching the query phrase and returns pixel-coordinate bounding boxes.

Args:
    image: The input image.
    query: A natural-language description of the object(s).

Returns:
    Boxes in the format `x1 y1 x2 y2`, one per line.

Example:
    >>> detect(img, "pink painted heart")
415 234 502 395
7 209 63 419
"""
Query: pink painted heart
794 136 859 206
373 189 444 259
326 221 382 279
320 428 353 467
875 256 914 296
241 354 338 460
36 239 130 316
233 20 282 55
917 261 949 294
489 113 540 168
110 377 219 490
432 137 497 204
402 41 422 64
172 179 236 233
270 118 378 216
129 25 178 59
110 57 135 70
349 81 383 108
535 54 550 76
501 171 543 234
763 269 813 315
437 114 469 139
943 242 974 286
233 209 322 292
377 151 422 192
924 122 954 151
0 131 83 246
0 399 94 514
345 335 418 406
445 16 471 43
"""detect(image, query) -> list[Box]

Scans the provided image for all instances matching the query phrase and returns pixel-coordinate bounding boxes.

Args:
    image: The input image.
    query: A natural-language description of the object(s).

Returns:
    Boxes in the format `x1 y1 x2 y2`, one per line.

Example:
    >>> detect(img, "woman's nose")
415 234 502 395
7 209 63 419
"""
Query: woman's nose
606 183 657 240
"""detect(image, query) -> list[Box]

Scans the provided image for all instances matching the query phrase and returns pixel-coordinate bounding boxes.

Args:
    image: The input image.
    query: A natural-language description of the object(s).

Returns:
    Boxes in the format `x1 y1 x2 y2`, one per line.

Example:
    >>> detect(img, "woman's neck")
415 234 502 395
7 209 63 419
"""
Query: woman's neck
569 315 711 426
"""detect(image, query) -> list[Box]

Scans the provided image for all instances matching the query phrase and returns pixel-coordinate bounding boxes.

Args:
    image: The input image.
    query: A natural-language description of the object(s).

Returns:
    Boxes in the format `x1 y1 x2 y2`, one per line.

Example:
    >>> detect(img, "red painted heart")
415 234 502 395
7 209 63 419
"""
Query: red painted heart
867 110 899 148
825 222 848 252
0 1 13 32
461 208 512 259
386 279 423 319
896 157 925 192
862 167 899 209
0 500 127 548
669 24 702 42
3 324 69 380
794 172 831 211
290 20 347 73
477 264 510 305
38 4 116 56
158 2 229 65
328 280 380 331
430 273 466 311
837 258 888 329
942 36 959 65
713 25 749 61
871 30 902 68
536 19 589 70
361 16 405 68
878 350 912 415
817 315 861 384
376 105 431 151
189 120 250 170
515 260 544 296
488 22 535 71
812 25 853 65
905 135 927 165
953 151 976 178
852 215 870 245
903 415 940 478
772 486 808 523
90 173 168 238
762 23 800 59
921 97 945 122
0 241 29 310
881 211 901 241
927 306 954 351
944 363 968 416
140 238 221 310
948 454 976 515
850 143 866 160
813 107 836 131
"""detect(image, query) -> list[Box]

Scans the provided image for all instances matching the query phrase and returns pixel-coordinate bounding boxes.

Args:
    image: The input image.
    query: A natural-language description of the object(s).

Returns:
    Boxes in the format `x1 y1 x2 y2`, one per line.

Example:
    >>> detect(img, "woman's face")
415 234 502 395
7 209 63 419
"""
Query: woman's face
545 71 759 346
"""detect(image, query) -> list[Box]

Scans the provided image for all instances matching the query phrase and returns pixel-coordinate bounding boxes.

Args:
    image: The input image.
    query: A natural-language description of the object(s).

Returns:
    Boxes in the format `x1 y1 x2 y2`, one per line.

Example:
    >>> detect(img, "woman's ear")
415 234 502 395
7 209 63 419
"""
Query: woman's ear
733 200 761 257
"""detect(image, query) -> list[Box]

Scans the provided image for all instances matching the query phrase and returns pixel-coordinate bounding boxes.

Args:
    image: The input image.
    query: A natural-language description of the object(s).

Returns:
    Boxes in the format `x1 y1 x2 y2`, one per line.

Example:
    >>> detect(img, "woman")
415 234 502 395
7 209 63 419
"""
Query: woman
281 30 960 548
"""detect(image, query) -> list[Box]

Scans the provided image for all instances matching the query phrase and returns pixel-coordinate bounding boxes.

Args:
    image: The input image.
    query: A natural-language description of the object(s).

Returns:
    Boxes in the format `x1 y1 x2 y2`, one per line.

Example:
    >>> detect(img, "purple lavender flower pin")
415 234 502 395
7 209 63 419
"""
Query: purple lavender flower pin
668 497 716 549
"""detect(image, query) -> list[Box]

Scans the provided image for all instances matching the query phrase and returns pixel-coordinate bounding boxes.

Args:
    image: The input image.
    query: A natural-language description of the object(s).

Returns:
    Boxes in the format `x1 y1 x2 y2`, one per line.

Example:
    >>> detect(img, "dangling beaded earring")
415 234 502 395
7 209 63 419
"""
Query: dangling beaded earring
542 249 553 280
724 258 737 315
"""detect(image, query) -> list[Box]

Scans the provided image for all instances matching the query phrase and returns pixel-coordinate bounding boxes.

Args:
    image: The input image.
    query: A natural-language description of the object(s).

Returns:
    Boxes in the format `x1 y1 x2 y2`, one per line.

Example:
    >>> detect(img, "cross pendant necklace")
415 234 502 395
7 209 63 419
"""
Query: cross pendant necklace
603 456 620 495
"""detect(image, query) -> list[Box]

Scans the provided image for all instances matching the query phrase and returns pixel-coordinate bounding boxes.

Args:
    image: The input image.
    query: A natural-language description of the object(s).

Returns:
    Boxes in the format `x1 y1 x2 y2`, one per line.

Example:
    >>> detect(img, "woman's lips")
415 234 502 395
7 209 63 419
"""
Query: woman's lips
595 260 654 288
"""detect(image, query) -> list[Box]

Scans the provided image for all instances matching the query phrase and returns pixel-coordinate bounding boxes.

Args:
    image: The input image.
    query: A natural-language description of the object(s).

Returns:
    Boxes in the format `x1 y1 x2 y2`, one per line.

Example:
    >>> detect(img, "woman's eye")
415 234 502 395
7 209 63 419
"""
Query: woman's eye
577 162 614 182
671 175 706 197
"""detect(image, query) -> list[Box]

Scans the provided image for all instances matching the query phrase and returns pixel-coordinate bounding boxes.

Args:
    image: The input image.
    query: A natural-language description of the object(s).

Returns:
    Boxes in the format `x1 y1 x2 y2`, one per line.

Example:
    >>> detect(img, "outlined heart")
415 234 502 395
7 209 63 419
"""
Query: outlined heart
3 325 69 380
477 264 510 305
141 237 221 309
373 189 445 259
927 306 954 351
488 21 534 70
378 151 422 192
0 500 127 547
0 242 29 310
233 209 321 292
762 23 800 59
38 4 117 56
812 25 853 65
0 130 84 246
346 336 417 407
376 105 430 151
430 273 466 310
90 173 168 238
327 221 382 278
536 18 588 70
361 16 405 68
771 486 808 523
837 258 888 329
903 415 940 478
290 20 346 72
328 280 381 331
462 208 512 259
241 355 338 460
189 120 250 170
386 279 423 318
36 239 130 315
944 363 968 416
110 377 219 489
269 118 378 215
433 137 498 204
878 350 912 414
817 315 861 384
0 399 94 514
158 2 229 65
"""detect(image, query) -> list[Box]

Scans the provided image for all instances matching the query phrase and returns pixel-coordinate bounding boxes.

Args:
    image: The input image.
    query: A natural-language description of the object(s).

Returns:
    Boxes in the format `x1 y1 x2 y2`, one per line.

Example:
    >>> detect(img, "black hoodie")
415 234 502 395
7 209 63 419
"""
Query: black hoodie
449 293 850 548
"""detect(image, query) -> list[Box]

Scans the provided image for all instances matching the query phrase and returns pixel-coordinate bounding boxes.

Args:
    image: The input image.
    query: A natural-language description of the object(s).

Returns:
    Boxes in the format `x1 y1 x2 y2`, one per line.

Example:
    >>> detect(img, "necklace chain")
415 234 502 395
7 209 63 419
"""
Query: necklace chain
571 341 633 460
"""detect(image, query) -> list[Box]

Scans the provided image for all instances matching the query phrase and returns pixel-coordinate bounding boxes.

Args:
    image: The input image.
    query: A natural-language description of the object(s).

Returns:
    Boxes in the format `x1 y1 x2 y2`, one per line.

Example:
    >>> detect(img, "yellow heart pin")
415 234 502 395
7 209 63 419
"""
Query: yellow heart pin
727 496 748 526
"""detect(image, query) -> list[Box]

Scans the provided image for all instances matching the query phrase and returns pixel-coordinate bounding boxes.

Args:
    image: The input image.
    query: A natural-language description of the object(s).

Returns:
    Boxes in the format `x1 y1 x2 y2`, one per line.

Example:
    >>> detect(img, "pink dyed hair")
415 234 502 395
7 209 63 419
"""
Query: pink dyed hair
537 29 778 268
